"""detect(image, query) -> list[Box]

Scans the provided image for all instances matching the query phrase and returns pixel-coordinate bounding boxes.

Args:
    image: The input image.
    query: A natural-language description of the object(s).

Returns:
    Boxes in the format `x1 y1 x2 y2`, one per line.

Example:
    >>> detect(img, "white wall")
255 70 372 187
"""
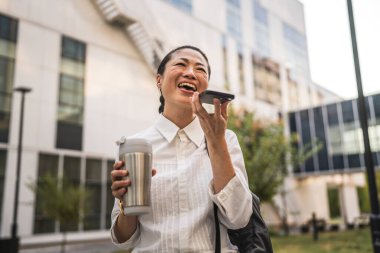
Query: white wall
272 173 366 226
0 0 159 236
84 44 158 157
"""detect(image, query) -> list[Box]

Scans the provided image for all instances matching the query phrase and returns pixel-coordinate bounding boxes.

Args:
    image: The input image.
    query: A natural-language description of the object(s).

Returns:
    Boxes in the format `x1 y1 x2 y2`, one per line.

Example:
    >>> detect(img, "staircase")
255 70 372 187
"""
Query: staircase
92 0 170 72
127 22 167 71
93 0 132 24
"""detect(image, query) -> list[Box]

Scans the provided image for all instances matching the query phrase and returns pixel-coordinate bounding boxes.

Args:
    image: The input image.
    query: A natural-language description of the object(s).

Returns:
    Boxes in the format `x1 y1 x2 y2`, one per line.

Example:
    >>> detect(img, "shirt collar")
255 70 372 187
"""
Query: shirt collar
155 114 204 147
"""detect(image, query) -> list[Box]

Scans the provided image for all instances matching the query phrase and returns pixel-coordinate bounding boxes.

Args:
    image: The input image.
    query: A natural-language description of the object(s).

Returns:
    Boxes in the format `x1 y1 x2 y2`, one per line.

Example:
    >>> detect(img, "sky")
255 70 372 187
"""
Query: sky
298 0 380 99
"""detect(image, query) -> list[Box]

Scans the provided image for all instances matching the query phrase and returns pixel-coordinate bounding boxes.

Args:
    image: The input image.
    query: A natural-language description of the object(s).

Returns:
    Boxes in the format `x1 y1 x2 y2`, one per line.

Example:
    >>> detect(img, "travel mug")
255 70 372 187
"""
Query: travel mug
116 137 152 215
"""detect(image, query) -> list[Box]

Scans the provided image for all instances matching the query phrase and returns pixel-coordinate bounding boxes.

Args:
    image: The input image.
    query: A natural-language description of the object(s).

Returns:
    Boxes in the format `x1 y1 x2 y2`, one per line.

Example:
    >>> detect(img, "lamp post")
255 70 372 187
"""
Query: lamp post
10 86 32 253
346 1 380 252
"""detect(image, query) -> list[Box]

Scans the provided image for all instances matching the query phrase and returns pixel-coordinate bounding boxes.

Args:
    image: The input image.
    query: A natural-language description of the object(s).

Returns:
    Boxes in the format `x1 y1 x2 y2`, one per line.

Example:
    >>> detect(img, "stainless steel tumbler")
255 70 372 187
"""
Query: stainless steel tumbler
117 137 152 215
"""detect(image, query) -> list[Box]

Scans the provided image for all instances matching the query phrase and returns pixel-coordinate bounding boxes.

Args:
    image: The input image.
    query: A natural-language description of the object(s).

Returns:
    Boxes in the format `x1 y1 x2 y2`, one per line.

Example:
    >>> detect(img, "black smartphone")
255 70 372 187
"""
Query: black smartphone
199 90 235 104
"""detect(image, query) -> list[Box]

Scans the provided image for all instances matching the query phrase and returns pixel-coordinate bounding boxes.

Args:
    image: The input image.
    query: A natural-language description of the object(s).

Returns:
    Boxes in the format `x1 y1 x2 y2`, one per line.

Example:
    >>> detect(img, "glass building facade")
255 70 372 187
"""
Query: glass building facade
33 153 114 234
165 0 193 14
56 36 86 150
289 93 380 175
0 14 17 143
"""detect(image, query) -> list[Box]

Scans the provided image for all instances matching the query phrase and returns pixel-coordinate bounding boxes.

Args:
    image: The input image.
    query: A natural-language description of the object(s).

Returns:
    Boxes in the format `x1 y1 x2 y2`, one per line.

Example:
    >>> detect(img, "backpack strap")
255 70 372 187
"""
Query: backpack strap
214 203 221 253
205 138 222 253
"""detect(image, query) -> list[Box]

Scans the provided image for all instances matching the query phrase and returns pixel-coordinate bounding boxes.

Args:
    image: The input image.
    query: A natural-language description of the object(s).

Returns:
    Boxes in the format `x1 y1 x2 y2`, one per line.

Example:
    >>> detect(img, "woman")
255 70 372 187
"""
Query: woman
110 45 252 252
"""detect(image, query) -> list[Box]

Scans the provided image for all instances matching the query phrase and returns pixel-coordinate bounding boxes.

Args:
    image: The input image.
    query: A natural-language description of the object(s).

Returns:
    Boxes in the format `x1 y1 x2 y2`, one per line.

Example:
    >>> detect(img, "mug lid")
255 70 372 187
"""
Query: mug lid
119 138 152 154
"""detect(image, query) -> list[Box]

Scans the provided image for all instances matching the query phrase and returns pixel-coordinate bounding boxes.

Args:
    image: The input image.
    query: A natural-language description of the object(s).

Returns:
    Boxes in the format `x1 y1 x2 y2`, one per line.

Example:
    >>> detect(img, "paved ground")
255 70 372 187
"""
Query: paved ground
19 240 122 253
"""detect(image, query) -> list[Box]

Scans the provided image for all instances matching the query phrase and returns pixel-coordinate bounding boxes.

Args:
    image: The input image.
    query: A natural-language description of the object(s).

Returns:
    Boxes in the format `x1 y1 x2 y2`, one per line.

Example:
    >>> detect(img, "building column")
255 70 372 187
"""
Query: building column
340 183 361 225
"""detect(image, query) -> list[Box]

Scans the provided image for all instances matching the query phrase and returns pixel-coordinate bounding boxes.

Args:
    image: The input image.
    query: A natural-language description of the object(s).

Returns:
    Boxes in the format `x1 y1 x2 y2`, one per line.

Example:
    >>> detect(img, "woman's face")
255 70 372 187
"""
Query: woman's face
157 48 209 111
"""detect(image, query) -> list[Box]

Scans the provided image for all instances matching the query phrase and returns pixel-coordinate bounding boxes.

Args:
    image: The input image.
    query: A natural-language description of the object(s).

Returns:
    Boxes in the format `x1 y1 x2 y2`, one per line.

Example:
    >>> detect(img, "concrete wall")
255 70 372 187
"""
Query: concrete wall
0 0 158 237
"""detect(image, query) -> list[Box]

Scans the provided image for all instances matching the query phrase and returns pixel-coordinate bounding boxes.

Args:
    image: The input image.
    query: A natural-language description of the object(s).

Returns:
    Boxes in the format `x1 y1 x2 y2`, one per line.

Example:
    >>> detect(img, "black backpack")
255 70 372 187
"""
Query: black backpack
213 192 274 253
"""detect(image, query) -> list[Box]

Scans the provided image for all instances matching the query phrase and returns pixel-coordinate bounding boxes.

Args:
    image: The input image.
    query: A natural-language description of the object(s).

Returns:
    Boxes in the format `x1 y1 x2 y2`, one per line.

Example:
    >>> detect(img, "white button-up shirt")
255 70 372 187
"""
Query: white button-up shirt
111 115 252 252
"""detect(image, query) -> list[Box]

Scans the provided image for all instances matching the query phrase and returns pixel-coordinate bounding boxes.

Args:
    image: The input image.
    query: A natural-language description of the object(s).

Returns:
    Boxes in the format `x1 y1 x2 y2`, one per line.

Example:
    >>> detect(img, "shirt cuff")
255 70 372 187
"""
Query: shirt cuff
208 175 252 229
209 176 237 204
110 217 140 249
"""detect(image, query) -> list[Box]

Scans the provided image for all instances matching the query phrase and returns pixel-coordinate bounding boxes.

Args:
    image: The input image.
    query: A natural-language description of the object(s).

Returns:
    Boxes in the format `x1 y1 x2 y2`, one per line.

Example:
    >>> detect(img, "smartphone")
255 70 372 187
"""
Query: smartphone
199 90 235 104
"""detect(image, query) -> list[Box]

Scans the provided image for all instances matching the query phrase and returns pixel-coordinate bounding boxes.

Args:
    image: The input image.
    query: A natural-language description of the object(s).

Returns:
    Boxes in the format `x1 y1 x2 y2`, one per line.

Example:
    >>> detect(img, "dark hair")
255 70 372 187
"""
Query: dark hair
157 45 211 114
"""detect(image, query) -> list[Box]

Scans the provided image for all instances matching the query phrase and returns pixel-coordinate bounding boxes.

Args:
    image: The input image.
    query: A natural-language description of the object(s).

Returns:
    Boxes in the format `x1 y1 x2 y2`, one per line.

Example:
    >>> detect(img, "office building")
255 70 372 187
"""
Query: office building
0 0 345 245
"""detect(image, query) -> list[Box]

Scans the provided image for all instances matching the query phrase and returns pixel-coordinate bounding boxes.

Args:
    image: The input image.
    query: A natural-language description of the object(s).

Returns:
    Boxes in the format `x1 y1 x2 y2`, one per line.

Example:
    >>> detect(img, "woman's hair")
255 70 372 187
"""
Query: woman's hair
157 45 211 114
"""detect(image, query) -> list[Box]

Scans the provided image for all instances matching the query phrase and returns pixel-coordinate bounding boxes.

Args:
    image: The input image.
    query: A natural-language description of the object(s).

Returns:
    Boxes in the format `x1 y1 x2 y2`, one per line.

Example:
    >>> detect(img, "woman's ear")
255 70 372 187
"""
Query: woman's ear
156 75 162 88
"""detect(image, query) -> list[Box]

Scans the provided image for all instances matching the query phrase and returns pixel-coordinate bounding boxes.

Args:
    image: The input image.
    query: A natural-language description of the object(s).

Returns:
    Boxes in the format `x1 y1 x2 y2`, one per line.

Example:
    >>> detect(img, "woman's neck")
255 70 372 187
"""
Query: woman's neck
163 107 195 129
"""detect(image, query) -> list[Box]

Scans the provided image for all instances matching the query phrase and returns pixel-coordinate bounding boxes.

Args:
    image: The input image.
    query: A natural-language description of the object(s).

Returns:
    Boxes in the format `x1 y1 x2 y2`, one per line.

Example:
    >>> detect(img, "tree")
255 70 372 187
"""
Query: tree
28 174 90 253
358 170 380 214
227 109 321 234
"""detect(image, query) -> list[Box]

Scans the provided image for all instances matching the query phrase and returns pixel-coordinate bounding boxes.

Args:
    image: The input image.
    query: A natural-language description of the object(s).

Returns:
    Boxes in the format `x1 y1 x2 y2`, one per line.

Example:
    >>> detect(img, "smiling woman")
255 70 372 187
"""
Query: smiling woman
156 45 211 116
109 45 253 252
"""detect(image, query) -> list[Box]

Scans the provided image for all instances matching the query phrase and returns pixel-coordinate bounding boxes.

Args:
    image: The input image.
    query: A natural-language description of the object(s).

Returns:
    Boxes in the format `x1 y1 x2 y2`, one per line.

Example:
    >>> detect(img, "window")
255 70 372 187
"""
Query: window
327 104 339 126
253 0 267 25
372 95 380 160
327 104 345 168
0 14 17 143
341 100 363 169
313 107 329 171
289 94 380 174
34 153 59 234
328 188 341 219
106 160 115 228
222 35 230 90
300 110 315 172
341 100 355 124
60 155 81 232
252 55 281 106
357 186 370 213
33 153 115 233
0 149 6 223
253 0 270 57
373 94 380 119
226 0 242 39
237 44 245 94
56 36 86 150
282 23 308 84
288 112 301 173
84 158 102 230
227 0 240 8
283 23 306 49
166 0 192 14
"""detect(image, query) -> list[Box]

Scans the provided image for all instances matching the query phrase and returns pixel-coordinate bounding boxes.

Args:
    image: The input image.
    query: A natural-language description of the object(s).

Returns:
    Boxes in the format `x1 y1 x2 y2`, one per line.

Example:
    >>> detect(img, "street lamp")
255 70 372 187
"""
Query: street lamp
10 86 32 253
346 1 380 252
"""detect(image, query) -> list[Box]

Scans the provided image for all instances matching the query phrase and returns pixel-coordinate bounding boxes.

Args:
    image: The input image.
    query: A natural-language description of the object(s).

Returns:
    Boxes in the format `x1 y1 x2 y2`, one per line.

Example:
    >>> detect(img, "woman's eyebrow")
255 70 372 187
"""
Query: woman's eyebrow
178 57 206 67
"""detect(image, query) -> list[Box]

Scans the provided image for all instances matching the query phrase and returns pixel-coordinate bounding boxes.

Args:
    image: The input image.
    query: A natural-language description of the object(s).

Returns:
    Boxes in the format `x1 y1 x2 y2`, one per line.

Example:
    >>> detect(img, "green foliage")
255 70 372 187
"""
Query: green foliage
357 170 380 214
227 109 321 201
357 186 371 213
327 188 341 218
28 174 90 232
271 229 372 253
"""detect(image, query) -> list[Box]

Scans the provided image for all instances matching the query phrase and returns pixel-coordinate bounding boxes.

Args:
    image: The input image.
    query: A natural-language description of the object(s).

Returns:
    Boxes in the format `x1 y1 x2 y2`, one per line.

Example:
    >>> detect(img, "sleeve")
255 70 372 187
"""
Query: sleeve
208 130 253 229
110 198 141 249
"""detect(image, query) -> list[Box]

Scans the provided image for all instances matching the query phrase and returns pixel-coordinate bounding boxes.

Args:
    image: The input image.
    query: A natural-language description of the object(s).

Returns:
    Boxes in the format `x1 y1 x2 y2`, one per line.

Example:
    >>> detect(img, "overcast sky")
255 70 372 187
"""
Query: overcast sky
298 0 380 99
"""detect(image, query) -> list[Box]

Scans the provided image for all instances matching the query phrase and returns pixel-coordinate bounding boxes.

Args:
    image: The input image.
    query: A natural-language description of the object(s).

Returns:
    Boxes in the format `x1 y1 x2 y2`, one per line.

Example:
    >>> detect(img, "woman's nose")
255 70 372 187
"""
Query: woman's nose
182 66 196 79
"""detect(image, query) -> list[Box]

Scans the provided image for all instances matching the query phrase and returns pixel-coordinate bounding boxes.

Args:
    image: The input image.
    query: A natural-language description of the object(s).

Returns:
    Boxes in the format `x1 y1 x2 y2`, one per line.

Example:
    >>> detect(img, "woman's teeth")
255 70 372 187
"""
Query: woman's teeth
178 83 196 91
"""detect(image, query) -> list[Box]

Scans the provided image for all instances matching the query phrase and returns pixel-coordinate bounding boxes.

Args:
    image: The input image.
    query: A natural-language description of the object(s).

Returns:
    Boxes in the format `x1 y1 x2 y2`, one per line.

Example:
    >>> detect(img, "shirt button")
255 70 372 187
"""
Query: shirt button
219 193 227 202
178 130 189 142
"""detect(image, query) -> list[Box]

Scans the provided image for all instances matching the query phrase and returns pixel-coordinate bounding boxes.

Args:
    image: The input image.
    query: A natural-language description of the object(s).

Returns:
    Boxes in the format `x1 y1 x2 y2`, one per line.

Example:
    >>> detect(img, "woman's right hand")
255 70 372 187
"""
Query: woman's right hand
111 161 156 243
111 161 130 201
111 161 157 201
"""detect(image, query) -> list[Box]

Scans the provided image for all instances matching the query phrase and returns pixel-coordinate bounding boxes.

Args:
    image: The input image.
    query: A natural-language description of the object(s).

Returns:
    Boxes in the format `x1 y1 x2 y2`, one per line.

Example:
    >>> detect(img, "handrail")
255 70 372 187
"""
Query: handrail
92 0 171 72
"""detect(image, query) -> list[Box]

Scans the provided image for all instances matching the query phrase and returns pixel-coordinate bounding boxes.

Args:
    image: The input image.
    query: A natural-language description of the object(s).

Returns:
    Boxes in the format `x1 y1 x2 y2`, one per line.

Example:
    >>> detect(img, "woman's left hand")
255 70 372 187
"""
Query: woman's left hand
191 91 235 193
191 92 230 142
